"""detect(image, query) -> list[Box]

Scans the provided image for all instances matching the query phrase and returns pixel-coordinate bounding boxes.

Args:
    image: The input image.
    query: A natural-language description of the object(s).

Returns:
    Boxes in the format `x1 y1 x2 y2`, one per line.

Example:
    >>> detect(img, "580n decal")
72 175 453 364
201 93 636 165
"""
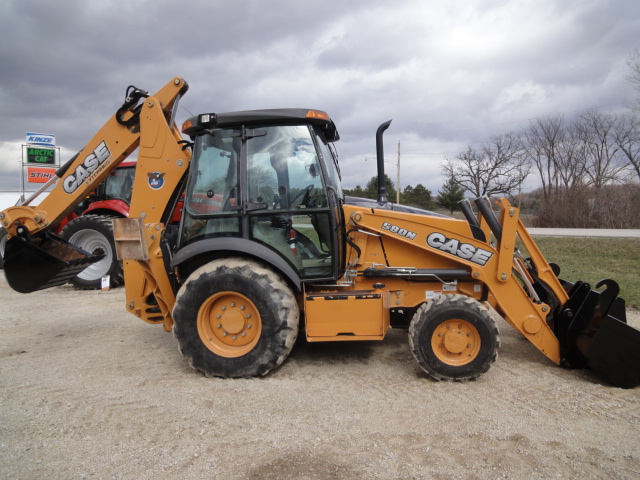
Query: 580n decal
381 222 417 240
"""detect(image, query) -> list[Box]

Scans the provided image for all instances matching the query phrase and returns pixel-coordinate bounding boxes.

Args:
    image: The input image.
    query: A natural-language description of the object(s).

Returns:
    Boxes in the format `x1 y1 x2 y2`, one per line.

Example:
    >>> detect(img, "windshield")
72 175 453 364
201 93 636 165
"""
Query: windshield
104 166 135 204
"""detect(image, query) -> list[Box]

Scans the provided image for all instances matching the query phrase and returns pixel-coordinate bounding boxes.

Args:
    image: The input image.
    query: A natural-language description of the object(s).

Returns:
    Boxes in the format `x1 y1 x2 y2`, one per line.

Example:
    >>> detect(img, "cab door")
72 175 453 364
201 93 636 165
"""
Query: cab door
245 125 338 280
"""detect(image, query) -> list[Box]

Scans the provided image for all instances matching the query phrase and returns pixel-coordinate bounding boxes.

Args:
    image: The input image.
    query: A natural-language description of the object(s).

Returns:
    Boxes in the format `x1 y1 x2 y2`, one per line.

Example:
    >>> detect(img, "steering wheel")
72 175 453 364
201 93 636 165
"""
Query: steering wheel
289 184 314 209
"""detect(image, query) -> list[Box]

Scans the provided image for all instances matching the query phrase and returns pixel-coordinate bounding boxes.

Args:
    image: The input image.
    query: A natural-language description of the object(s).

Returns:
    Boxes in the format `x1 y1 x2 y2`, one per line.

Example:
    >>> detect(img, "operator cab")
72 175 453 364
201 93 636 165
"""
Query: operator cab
179 109 345 283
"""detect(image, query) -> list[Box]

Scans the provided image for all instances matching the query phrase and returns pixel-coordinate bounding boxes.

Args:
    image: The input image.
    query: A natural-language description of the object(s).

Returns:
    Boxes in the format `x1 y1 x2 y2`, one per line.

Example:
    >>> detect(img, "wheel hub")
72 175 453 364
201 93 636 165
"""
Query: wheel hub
443 327 468 354
198 292 261 357
431 319 481 366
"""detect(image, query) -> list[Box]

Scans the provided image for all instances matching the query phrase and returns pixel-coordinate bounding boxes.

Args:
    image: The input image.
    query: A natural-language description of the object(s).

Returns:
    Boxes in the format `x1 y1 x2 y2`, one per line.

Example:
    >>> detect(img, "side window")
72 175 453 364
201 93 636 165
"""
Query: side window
247 126 327 210
182 131 240 241
314 130 342 200
247 152 279 208
187 133 238 215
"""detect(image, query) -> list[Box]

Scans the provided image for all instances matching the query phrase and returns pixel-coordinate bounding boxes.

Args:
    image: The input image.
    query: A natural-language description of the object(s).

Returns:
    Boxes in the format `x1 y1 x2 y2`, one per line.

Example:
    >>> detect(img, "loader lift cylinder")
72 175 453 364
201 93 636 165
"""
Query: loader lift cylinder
474 196 503 242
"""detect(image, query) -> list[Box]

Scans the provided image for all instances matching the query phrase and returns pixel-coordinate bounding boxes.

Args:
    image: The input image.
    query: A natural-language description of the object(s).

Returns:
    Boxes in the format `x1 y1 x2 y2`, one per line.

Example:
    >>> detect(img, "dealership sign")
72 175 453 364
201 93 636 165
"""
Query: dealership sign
26 132 56 147
26 146 56 164
27 166 57 183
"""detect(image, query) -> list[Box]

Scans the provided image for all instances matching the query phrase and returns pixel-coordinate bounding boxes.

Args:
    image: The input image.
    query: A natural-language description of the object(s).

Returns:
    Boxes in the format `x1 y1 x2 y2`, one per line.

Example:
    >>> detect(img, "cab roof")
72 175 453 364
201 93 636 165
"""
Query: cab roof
182 108 339 142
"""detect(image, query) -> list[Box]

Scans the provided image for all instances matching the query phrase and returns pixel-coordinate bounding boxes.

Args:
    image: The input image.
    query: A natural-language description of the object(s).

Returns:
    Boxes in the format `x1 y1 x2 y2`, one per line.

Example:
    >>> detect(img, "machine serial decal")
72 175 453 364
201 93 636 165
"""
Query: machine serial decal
381 222 417 240
426 232 493 266
63 141 112 194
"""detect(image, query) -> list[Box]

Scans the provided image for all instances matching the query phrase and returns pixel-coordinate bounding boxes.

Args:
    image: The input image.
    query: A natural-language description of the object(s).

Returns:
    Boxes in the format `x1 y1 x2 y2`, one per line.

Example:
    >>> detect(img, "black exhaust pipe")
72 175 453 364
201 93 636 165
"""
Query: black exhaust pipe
375 120 392 204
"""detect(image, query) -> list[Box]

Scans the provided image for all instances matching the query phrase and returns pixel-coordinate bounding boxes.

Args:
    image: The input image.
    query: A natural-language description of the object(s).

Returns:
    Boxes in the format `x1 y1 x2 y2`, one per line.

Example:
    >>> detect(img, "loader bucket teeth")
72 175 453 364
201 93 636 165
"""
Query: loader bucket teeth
556 279 640 388
3 233 104 293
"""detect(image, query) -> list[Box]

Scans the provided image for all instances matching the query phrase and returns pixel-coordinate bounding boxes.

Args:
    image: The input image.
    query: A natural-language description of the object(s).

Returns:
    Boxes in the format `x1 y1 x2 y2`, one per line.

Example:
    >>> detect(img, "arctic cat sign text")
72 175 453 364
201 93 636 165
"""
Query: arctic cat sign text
63 141 112 194
426 232 493 266
26 147 56 164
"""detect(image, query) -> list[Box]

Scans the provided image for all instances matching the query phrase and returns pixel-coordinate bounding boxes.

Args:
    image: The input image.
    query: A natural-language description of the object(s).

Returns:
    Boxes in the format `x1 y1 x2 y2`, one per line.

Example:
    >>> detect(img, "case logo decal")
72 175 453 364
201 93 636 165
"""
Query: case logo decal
427 232 493 266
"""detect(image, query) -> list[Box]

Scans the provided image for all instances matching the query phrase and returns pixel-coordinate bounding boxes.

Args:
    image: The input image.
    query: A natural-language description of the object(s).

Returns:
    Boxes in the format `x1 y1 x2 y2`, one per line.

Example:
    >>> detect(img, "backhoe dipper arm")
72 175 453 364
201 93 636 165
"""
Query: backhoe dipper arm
0 77 189 294
0 77 188 237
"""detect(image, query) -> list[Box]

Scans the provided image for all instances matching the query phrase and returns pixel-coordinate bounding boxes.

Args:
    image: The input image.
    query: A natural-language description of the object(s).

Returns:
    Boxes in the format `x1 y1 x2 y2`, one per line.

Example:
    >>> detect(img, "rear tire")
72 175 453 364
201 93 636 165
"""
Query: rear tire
173 258 299 378
409 295 500 381
59 215 124 289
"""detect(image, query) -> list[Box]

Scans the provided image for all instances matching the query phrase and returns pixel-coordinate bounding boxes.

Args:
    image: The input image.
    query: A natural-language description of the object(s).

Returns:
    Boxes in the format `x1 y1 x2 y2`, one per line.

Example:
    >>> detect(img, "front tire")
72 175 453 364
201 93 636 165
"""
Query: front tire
409 295 500 381
59 215 124 289
173 258 299 378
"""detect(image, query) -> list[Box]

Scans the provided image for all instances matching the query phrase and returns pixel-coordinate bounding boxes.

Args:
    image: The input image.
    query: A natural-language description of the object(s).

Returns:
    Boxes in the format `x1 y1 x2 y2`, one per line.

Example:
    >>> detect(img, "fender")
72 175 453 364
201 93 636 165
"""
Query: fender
82 199 130 218
171 237 301 289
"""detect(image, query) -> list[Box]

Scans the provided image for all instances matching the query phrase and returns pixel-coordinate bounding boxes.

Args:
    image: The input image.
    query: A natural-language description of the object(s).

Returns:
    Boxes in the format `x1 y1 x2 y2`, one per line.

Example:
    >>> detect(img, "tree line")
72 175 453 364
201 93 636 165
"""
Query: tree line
441 108 640 228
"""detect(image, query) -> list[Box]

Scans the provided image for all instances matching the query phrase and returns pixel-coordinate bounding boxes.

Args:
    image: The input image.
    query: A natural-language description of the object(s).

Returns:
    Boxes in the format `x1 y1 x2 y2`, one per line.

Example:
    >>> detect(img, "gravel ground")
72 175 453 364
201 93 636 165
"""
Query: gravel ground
1 276 639 479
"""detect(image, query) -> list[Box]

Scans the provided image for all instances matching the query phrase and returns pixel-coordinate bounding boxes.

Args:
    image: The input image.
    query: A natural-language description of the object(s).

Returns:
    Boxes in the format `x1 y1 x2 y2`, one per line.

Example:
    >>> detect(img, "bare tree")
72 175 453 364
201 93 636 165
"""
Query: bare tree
442 132 529 198
555 122 588 190
627 48 640 114
576 109 627 188
522 116 565 199
614 113 640 181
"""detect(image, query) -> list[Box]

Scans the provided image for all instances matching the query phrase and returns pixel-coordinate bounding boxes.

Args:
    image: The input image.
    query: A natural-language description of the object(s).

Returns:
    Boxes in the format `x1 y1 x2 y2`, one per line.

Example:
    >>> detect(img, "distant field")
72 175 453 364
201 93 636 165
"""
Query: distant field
532 236 640 309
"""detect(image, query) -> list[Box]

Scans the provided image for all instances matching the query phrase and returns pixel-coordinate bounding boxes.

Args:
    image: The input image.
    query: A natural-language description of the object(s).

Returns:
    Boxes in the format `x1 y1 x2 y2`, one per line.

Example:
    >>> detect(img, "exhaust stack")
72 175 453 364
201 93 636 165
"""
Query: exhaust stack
375 120 392 204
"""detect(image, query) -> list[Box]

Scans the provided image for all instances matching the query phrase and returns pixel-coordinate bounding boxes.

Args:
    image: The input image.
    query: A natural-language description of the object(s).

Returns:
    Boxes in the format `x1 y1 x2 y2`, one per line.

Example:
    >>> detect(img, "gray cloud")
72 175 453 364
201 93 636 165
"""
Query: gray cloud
1 0 638 197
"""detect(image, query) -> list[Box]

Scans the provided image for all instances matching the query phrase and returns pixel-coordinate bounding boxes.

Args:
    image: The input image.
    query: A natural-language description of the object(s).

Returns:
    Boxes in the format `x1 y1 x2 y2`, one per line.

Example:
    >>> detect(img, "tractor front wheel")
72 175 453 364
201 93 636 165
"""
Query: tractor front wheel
172 258 299 378
409 295 500 381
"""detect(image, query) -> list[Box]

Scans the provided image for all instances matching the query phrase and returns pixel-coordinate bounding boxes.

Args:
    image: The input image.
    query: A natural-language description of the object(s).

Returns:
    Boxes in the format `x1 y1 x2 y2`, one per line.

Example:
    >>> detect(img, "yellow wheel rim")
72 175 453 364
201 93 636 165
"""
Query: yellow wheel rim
431 319 481 366
197 292 262 358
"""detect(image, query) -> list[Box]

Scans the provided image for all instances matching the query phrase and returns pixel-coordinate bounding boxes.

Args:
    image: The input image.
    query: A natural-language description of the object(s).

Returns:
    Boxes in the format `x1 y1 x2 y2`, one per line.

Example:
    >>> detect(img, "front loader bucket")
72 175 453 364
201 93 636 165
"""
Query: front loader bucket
3 233 104 293
555 279 640 388
587 315 640 389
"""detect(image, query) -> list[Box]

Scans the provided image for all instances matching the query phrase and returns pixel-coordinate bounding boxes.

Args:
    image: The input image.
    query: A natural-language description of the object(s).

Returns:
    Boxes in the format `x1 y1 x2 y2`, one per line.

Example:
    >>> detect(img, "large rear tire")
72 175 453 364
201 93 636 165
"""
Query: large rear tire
173 258 299 378
59 215 124 289
409 294 500 381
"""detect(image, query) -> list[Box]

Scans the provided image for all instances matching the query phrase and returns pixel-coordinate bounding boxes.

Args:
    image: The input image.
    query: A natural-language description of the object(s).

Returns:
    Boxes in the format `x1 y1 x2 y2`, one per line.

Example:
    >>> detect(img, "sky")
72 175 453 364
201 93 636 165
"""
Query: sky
1 0 638 201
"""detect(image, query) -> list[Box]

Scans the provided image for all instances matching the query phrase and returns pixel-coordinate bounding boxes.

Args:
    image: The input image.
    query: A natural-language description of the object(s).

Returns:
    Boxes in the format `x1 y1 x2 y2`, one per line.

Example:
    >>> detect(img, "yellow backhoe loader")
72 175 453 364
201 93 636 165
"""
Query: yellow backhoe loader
2 77 639 387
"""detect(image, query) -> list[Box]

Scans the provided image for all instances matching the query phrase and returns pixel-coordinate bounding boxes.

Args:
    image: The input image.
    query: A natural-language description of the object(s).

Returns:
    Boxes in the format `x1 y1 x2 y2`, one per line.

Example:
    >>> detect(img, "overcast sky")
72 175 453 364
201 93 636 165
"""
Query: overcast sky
1 0 638 198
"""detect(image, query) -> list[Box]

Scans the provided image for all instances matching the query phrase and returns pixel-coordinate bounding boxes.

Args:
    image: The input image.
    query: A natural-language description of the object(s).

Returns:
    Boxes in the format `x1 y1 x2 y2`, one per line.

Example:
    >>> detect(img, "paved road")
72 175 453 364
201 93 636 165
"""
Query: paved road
527 228 640 238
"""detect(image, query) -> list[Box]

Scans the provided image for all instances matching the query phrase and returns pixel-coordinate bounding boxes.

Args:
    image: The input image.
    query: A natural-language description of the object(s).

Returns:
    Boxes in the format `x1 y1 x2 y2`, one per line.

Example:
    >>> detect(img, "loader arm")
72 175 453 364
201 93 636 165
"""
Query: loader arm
346 205 563 365
346 197 640 387
0 77 190 299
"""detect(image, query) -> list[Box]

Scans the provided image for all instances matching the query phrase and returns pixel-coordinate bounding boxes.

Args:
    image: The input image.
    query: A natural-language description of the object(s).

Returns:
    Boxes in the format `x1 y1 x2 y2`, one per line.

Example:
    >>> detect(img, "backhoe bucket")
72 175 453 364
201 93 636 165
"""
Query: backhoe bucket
556 279 640 388
3 233 104 293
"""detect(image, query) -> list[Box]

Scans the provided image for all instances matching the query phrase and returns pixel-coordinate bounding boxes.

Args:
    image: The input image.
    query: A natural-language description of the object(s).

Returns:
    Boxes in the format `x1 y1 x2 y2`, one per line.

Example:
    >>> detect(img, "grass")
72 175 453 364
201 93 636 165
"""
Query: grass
530 236 640 309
